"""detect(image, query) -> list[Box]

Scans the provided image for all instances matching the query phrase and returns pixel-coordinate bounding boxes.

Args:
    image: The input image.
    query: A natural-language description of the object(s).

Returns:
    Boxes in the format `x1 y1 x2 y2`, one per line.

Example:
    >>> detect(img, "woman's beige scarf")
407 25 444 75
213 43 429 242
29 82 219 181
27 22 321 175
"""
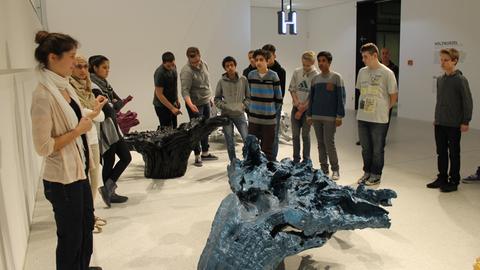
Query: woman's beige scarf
70 75 96 110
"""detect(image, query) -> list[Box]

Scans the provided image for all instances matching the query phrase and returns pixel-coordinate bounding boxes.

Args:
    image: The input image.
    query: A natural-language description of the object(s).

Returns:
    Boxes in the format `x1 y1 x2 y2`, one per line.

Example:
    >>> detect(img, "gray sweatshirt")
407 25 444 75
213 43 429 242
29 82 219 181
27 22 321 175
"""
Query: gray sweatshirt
435 70 473 127
214 73 249 117
180 61 211 106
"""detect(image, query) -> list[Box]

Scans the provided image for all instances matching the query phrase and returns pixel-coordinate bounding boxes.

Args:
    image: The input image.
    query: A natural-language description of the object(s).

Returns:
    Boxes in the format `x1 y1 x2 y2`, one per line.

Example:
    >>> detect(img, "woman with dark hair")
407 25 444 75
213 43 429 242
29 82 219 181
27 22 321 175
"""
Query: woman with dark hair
31 30 106 270
88 55 131 207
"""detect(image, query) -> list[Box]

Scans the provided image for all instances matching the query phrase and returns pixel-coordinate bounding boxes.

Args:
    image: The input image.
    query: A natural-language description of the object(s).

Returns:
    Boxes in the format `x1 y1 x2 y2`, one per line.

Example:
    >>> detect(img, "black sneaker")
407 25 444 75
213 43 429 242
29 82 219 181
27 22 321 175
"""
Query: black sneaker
110 193 128 203
201 153 219 161
440 182 458 193
321 169 329 176
426 178 447 189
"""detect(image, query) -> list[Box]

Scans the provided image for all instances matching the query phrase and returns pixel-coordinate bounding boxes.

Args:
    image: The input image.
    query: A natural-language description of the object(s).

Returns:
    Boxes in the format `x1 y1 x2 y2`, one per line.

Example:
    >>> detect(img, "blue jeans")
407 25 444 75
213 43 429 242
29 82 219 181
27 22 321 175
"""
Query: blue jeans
358 120 388 176
291 107 311 162
223 114 248 161
272 104 282 160
187 103 211 155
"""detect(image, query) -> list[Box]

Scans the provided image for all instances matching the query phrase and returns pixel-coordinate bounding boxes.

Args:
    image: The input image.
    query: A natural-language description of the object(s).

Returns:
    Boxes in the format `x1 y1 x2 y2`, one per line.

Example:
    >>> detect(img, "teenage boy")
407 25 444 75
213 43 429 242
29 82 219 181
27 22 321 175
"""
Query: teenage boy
243 50 256 77
153 51 181 129
262 44 286 160
289 51 319 164
180 47 218 167
356 43 398 186
247 49 283 161
307 51 346 181
215 56 249 162
427 48 473 192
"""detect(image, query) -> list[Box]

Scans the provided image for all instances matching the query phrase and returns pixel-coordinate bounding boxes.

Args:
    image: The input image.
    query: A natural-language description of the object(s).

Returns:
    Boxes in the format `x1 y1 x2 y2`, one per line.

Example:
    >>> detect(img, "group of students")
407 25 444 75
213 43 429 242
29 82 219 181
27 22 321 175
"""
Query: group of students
152 43 396 185
30 28 474 270
152 42 475 191
152 45 345 175
152 45 285 166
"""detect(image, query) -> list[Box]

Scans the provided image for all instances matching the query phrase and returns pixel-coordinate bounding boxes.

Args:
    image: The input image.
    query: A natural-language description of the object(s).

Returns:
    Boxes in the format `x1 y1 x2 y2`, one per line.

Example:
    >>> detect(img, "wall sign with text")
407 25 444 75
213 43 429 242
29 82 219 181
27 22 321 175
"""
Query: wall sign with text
433 40 466 64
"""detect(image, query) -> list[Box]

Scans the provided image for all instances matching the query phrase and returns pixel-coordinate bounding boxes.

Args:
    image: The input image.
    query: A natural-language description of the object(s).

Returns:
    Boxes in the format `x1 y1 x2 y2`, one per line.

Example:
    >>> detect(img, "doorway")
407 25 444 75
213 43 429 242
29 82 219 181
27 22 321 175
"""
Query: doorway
355 0 401 115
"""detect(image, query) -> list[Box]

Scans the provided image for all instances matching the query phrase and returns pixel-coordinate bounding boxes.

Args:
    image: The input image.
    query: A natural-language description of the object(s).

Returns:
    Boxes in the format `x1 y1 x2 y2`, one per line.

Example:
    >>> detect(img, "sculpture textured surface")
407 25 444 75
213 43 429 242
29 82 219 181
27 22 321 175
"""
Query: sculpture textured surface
124 116 229 179
198 135 397 270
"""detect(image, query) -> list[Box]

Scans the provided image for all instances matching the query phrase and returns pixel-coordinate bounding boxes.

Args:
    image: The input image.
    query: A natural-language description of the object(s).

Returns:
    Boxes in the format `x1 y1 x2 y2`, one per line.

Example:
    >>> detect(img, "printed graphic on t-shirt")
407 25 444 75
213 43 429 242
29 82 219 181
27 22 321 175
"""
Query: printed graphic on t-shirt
359 85 382 113
356 66 396 124
297 80 309 93
326 83 335 92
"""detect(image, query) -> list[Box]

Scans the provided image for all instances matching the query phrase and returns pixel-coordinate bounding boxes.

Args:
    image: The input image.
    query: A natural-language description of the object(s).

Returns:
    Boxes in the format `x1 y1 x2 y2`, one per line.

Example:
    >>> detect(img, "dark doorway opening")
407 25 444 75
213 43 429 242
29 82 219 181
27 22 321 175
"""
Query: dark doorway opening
355 0 401 115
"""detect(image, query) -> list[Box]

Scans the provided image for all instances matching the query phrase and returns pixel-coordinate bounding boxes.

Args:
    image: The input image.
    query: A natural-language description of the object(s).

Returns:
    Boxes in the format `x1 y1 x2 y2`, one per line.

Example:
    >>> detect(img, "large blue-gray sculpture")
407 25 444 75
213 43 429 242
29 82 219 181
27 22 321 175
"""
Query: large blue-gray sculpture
124 116 229 179
198 135 397 270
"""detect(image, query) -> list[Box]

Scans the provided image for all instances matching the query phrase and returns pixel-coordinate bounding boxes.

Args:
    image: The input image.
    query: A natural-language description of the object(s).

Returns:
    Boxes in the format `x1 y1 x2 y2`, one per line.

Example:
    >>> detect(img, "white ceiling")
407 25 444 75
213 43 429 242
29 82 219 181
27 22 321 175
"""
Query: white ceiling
250 0 358 10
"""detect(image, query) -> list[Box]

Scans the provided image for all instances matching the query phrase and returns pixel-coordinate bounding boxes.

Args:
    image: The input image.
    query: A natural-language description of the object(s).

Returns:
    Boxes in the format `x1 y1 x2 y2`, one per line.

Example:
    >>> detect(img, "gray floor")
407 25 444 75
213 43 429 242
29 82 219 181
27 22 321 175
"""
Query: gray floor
24 110 480 270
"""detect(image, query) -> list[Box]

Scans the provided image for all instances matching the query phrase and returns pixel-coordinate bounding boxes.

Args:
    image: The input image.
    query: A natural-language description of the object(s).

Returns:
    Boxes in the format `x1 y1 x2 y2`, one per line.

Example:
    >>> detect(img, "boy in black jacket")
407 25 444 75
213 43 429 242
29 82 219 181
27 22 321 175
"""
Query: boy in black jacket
427 48 473 192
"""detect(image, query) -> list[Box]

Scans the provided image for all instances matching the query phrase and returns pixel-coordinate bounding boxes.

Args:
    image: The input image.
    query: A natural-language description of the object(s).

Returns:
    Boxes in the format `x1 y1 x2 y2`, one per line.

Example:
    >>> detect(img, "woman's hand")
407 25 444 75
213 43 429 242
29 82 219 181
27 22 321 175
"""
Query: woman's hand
75 117 93 135
94 96 108 113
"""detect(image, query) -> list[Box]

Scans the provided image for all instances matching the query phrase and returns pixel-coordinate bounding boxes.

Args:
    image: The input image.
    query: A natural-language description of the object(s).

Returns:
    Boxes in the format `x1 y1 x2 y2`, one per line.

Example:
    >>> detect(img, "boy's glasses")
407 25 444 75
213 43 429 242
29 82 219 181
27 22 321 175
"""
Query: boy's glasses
75 64 88 69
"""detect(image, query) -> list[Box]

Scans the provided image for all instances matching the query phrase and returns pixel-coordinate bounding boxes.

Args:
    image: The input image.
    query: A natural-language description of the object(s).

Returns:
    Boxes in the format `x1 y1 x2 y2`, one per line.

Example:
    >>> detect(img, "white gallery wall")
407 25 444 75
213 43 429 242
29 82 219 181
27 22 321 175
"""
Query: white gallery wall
45 0 251 131
251 3 357 110
307 2 357 110
398 0 480 129
0 0 43 269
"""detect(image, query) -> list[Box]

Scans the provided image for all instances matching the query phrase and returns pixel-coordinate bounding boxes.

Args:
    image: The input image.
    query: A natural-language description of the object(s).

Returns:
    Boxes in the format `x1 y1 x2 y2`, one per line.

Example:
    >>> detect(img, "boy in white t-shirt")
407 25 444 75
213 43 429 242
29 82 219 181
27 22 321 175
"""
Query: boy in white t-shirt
356 43 398 186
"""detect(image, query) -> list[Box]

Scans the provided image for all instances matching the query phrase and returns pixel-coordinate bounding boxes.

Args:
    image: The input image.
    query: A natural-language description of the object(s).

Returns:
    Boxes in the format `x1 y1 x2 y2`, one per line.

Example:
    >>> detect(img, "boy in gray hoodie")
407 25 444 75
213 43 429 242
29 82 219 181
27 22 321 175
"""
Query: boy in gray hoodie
214 56 250 161
427 48 473 192
181 47 218 167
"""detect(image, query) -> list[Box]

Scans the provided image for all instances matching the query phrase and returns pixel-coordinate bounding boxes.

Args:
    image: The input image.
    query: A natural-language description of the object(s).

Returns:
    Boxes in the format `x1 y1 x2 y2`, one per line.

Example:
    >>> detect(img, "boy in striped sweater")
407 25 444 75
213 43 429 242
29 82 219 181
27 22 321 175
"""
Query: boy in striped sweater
247 49 283 161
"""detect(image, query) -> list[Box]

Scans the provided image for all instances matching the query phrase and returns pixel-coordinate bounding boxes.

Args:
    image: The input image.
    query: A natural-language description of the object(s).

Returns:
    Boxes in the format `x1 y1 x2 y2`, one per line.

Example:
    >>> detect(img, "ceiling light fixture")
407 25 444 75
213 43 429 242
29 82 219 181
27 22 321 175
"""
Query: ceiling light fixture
278 0 297 35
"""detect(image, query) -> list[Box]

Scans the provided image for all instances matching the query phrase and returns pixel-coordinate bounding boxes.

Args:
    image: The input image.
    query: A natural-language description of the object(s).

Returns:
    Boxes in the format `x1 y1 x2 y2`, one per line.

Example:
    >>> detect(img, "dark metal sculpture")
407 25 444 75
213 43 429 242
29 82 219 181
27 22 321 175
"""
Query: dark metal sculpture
198 135 397 270
124 116 229 179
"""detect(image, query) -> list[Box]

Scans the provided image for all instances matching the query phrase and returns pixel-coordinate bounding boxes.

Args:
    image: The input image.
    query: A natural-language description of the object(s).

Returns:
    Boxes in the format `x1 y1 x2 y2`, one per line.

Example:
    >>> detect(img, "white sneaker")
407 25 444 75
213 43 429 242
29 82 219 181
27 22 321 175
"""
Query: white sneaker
332 171 340 181
194 156 203 167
